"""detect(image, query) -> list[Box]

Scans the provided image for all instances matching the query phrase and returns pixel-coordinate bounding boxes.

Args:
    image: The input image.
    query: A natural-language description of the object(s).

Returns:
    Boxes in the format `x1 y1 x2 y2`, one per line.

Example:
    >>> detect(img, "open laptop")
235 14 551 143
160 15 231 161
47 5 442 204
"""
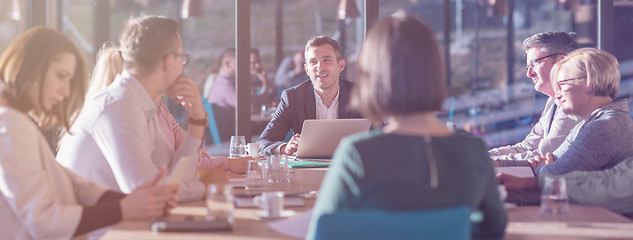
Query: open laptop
295 119 371 160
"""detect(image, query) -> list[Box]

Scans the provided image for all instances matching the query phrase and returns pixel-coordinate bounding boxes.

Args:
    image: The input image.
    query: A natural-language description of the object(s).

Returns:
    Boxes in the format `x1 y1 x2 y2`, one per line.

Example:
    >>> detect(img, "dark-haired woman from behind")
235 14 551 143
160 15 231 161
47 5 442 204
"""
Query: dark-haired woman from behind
307 12 506 239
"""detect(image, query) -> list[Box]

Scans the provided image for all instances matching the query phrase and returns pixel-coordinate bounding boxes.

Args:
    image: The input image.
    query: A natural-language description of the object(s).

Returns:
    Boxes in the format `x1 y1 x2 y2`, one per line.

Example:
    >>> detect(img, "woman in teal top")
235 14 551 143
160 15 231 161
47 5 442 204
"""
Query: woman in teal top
307 12 507 239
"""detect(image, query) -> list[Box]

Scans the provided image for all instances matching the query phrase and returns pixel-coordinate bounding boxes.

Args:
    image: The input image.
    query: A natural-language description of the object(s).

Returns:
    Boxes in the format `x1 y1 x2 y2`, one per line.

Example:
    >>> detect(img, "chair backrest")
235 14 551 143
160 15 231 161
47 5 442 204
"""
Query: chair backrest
314 206 471 240
202 98 221 145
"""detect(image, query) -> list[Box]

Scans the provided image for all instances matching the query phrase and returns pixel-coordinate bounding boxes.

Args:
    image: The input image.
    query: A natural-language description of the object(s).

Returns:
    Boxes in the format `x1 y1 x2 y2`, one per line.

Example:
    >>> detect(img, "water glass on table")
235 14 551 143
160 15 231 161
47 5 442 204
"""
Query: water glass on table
229 136 247 158
245 160 267 190
266 154 290 184
206 184 235 223
541 176 569 214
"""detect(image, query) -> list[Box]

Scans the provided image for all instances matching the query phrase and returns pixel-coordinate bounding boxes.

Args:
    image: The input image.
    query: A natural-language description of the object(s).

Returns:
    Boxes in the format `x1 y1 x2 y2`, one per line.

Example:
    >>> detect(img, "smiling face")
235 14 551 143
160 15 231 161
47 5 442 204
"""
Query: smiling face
526 47 561 97
31 52 77 113
304 44 346 92
552 66 590 116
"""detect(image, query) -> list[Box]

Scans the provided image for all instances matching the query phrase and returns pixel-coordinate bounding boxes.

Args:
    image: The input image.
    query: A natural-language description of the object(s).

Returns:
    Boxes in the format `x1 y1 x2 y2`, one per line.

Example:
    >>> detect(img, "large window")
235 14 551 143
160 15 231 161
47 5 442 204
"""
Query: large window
0 0 27 52
8 0 631 148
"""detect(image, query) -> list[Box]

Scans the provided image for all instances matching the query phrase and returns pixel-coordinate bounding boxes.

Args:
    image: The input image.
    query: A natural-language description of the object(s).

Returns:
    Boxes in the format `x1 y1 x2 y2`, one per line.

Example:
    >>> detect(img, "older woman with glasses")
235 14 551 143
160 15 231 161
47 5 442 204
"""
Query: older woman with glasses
498 49 633 215
499 48 633 186
532 48 633 175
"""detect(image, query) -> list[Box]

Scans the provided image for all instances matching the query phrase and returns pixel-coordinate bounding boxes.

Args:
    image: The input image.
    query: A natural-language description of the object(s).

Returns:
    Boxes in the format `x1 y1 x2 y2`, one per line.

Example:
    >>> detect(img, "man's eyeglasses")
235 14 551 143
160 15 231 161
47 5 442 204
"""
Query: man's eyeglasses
171 52 189 65
526 52 562 70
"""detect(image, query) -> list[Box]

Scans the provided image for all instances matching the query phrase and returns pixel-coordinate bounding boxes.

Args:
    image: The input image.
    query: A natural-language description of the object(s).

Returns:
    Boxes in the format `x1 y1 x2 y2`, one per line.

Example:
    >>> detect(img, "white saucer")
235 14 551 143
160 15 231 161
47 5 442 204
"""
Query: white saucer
254 210 296 220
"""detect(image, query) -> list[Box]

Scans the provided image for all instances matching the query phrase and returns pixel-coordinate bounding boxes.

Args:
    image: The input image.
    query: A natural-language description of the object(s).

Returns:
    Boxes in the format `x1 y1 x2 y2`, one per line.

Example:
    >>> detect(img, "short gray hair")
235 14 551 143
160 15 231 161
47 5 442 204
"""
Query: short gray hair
522 31 579 54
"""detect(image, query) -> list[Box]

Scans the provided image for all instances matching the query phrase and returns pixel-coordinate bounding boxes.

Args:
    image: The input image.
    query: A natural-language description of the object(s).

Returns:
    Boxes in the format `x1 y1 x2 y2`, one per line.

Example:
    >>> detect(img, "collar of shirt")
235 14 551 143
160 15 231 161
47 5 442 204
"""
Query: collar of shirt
217 70 235 83
120 70 158 116
314 87 339 120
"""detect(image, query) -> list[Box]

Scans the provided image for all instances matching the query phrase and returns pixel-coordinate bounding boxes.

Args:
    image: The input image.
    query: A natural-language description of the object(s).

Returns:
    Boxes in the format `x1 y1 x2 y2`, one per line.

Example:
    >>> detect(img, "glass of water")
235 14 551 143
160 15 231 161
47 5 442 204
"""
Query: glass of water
541 176 569 214
206 184 234 222
229 135 247 158
245 160 267 190
266 154 290 184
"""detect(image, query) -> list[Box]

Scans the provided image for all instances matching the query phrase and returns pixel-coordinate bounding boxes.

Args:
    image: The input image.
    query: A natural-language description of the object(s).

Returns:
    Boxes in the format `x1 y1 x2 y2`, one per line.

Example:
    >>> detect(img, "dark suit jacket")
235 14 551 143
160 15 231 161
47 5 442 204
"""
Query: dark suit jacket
257 79 361 155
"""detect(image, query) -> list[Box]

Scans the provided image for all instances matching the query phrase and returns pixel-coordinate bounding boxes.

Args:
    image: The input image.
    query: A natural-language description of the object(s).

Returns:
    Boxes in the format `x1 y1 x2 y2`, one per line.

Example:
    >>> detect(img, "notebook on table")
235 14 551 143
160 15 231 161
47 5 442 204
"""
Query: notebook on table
295 119 371 160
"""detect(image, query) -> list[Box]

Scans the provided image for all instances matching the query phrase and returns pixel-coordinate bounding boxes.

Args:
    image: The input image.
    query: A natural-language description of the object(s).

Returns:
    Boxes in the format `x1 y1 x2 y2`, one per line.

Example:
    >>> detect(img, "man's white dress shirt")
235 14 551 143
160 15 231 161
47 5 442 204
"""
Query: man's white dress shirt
489 97 580 160
314 88 339 120
57 71 205 202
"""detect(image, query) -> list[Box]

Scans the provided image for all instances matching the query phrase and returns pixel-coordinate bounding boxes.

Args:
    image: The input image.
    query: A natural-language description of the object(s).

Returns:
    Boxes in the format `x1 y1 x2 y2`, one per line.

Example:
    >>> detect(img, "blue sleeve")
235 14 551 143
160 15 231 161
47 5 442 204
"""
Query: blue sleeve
257 90 293 155
474 160 508 239
552 157 633 214
306 139 363 240
540 119 627 175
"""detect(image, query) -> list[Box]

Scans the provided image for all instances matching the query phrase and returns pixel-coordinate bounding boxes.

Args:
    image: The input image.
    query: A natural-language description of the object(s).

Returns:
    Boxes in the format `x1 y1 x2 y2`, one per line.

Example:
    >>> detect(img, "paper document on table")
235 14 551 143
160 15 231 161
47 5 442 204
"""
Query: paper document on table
228 177 246 188
268 208 312 239
495 167 535 178
234 197 305 208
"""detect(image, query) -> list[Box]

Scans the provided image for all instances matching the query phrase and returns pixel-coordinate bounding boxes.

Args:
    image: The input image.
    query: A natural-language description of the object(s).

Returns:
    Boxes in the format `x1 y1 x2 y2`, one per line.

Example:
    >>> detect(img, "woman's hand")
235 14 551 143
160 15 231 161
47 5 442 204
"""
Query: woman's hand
120 168 179 220
199 164 229 185
527 152 555 170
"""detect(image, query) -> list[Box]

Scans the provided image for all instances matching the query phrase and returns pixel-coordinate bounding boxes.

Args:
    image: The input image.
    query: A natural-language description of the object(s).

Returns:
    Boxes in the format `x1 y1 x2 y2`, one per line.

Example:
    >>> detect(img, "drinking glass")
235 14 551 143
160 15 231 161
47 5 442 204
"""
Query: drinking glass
497 185 507 201
229 135 247 158
206 184 234 222
245 160 267 190
266 154 290 184
541 176 569 214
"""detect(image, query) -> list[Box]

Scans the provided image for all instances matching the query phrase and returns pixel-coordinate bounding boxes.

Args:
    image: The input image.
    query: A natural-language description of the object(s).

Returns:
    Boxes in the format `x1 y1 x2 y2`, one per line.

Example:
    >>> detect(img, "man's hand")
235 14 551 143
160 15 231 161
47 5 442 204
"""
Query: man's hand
496 173 539 191
281 133 301 155
167 76 205 120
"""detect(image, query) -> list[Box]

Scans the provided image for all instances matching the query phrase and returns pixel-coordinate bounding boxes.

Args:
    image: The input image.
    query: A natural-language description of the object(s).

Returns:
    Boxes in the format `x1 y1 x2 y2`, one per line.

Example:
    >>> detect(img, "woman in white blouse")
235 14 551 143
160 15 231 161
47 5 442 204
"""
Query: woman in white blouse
0 27 178 239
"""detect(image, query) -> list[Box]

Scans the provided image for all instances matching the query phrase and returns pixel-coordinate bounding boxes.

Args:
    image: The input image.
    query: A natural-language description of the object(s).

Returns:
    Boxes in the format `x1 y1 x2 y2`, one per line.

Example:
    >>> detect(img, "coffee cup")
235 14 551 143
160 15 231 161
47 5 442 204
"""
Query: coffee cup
246 143 260 157
253 191 284 217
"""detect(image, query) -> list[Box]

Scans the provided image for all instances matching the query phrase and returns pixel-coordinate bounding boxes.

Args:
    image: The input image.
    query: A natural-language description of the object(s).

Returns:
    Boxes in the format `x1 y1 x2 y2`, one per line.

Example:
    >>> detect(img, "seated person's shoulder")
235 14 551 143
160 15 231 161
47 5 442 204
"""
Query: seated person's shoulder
441 134 491 161
284 80 312 93
341 129 382 144
582 114 632 134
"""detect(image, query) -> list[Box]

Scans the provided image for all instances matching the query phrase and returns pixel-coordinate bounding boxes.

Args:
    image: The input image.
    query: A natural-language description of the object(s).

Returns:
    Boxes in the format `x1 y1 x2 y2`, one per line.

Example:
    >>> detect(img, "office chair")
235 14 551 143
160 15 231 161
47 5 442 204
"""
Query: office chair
202 98 221 145
314 206 471 240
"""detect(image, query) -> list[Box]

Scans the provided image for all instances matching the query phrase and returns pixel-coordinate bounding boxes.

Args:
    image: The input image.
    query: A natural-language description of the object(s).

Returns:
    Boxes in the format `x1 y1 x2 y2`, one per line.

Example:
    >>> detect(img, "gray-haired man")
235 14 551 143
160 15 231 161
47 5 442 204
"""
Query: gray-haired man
489 32 581 161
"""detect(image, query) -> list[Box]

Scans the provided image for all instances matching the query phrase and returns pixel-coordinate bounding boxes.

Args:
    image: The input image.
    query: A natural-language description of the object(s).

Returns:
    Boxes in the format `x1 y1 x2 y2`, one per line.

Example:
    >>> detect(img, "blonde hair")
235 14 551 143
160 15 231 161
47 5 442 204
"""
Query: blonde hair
87 42 123 97
551 48 620 99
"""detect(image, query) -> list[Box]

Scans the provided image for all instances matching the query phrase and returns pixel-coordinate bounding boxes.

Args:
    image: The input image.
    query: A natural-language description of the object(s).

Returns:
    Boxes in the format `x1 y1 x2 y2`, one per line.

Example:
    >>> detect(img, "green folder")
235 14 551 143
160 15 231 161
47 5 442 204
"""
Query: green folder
288 160 330 168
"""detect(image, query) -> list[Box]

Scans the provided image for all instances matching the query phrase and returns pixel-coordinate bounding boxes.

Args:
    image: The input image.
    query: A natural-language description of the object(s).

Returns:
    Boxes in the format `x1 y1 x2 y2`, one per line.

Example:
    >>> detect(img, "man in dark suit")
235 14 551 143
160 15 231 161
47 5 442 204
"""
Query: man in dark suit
258 36 361 155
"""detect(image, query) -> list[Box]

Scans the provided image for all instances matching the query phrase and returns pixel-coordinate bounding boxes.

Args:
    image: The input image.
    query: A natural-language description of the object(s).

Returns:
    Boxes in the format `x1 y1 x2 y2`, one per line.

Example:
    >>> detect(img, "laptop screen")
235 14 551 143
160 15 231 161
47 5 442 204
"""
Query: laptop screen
295 119 371 159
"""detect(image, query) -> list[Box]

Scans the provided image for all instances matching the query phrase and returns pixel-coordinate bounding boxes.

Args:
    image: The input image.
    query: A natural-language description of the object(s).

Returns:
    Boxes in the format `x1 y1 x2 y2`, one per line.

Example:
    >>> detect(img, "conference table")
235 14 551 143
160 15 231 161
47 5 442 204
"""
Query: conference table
101 168 633 240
